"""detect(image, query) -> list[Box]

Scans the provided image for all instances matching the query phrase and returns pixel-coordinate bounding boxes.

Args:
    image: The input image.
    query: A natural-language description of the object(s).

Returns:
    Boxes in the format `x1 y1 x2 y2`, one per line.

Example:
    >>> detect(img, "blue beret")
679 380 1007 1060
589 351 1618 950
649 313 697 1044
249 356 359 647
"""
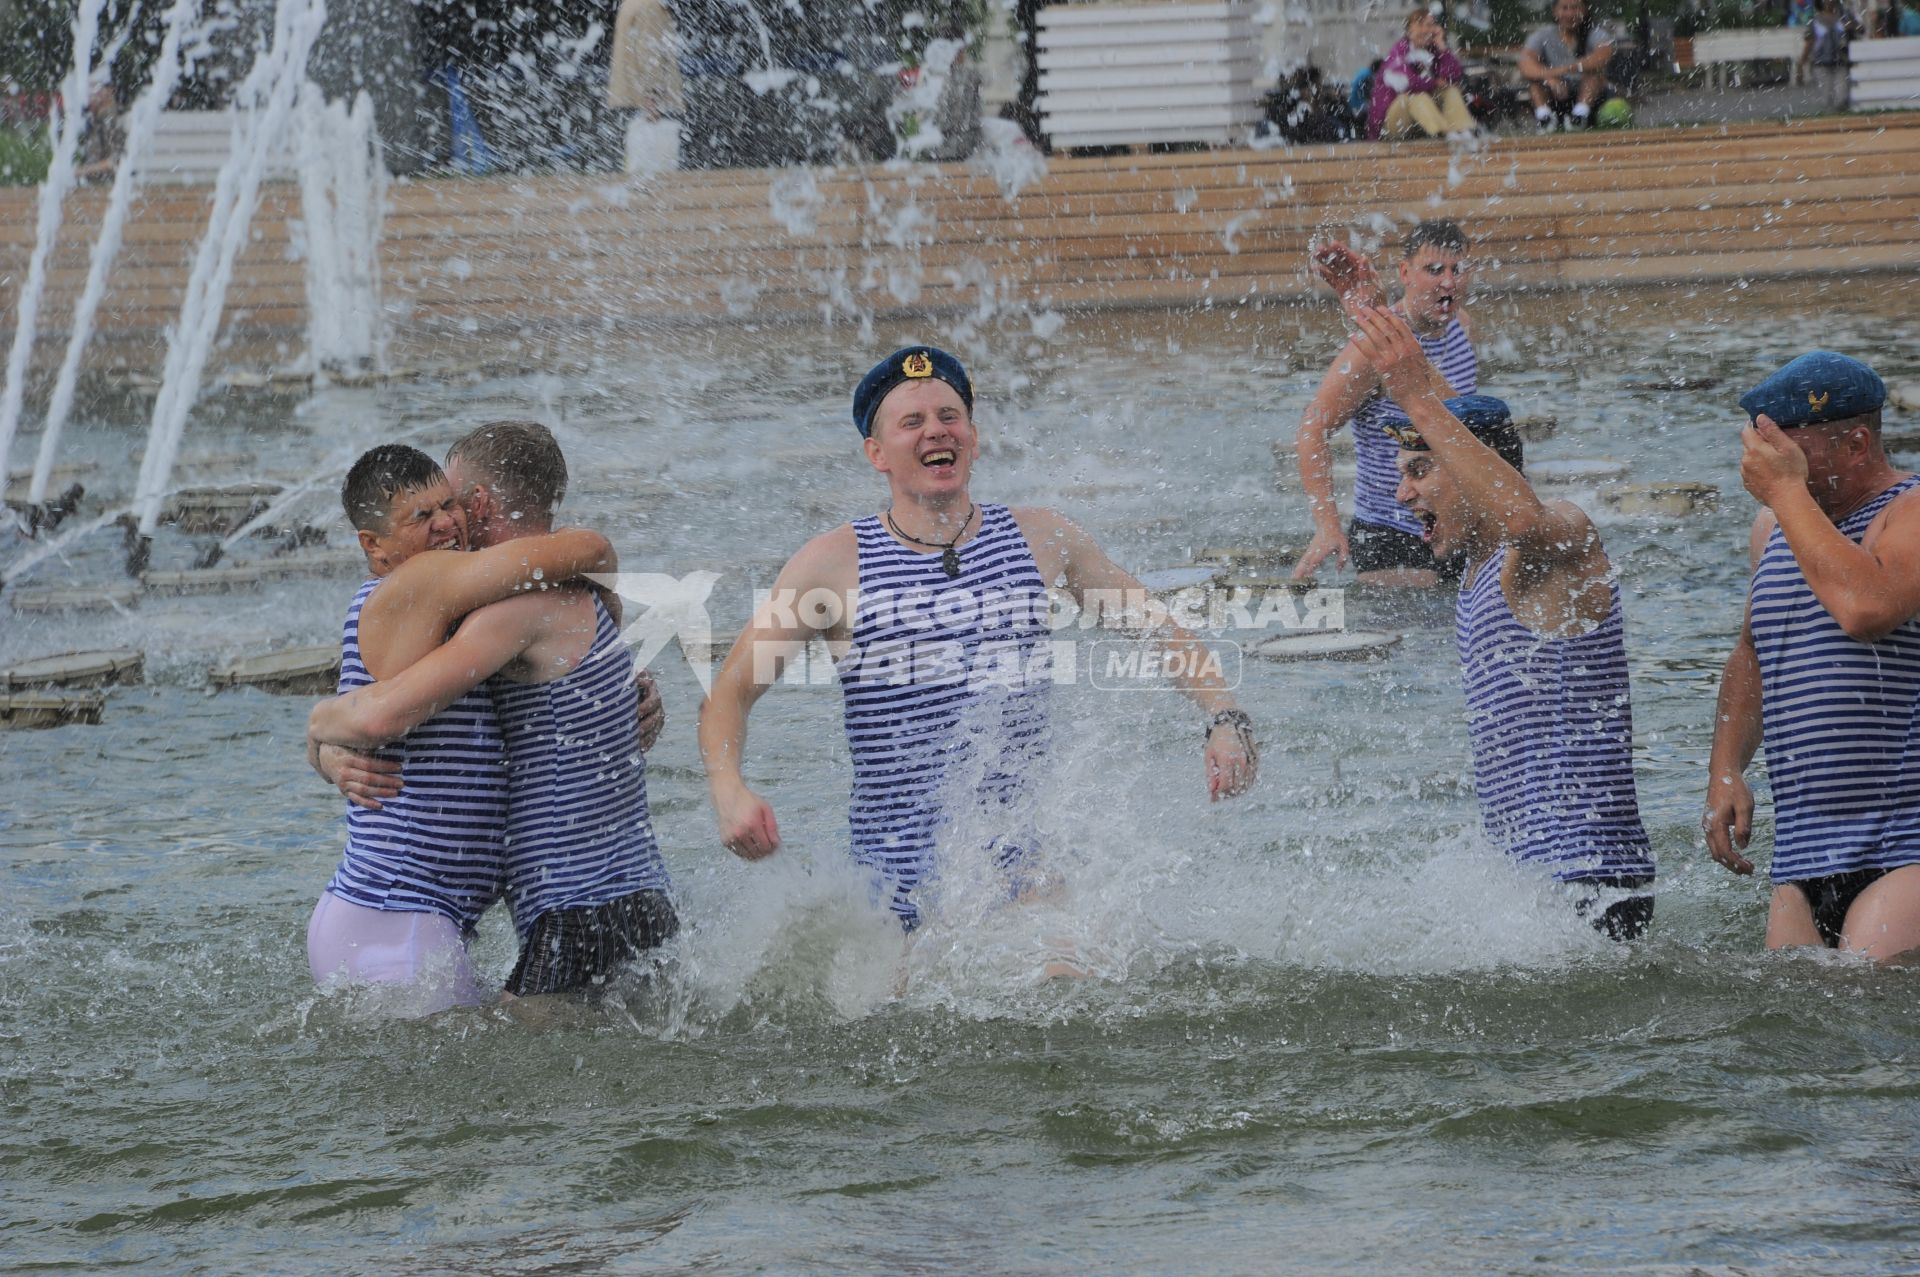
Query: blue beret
852 346 973 438
1383 394 1516 450
1739 351 1885 428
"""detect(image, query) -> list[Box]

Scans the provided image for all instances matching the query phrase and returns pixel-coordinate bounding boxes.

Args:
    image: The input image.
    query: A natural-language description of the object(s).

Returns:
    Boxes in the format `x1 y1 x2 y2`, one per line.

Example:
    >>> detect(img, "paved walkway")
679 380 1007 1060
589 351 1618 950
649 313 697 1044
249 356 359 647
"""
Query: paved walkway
1632 83 1833 126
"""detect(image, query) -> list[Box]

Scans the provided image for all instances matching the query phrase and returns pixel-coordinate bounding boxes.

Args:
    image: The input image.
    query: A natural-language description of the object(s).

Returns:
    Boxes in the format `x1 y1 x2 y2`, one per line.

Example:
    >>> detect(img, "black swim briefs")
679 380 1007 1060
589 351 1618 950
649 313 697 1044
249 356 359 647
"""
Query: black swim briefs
1786 868 1889 948
1348 517 1464 581
1571 875 1656 942
505 888 680 998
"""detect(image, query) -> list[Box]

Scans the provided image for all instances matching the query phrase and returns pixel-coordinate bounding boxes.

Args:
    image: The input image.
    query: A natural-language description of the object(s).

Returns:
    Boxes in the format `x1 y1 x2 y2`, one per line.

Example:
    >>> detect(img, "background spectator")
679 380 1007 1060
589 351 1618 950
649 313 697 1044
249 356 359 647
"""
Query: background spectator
1801 0 1863 110
1519 0 1615 128
1369 7 1478 140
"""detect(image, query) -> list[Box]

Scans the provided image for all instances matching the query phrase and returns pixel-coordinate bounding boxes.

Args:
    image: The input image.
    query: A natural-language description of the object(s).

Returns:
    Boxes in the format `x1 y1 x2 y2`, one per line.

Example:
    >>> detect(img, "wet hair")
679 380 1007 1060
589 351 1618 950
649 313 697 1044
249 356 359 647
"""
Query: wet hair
445 420 568 521
341 444 444 534
1403 219 1469 258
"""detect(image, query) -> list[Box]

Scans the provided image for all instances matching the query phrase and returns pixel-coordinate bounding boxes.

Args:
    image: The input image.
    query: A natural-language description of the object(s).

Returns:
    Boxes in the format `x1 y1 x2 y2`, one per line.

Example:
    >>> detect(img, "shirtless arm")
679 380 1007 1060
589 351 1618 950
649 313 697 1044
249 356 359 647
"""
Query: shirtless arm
1705 511 1773 876
698 527 856 858
309 593 548 749
1742 416 1920 642
1017 507 1256 800
359 528 615 677
1292 341 1378 580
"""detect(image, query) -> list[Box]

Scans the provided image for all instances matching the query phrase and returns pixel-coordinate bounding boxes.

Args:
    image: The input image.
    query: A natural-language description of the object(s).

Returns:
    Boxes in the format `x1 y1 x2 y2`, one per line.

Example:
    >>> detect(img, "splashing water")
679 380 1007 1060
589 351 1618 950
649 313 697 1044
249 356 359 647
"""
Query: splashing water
27 0 208 507
294 89 386 376
131 0 331 540
0 0 111 487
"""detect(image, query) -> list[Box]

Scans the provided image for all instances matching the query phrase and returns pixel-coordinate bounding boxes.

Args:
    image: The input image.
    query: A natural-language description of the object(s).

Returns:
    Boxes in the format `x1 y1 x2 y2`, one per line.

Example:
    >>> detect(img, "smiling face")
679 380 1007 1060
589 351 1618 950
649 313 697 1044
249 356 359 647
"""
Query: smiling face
359 478 467 573
1554 0 1586 30
863 377 977 501
1398 245 1467 331
1394 448 1480 560
1407 11 1443 48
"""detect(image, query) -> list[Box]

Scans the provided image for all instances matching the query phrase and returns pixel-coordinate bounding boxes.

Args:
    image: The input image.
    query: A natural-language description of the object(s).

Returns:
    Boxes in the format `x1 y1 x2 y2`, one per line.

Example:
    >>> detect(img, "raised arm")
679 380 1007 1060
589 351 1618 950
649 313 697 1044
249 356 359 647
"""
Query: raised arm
1704 511 1774 875
1291 339 1378 581
1740 417 1920 642
1019 508 1256 799
1350 305 1592 566
309 593 547 750
698 529 852 858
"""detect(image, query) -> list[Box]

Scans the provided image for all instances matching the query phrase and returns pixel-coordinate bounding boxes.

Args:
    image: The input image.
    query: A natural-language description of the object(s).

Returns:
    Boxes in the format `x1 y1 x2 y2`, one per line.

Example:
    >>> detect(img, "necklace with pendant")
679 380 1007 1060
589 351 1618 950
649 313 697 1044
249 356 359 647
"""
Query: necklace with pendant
886 503 975 579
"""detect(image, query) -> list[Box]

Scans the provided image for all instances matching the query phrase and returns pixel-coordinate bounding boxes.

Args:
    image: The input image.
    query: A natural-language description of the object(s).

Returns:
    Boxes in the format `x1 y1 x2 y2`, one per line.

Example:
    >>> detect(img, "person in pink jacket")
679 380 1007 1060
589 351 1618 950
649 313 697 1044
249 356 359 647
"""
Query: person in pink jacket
1368 7 1479 140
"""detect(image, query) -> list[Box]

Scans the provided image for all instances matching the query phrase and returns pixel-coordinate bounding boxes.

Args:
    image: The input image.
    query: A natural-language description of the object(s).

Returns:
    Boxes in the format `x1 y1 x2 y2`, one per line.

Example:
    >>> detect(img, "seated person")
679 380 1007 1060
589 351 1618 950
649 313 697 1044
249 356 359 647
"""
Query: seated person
1519 0 1615 129
1369 8 1478 140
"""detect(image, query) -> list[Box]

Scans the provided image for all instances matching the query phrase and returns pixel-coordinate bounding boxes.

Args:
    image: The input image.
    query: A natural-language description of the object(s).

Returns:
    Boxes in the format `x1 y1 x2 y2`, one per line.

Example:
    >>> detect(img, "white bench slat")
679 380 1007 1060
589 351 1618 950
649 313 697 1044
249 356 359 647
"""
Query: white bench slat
1038 42 1260 69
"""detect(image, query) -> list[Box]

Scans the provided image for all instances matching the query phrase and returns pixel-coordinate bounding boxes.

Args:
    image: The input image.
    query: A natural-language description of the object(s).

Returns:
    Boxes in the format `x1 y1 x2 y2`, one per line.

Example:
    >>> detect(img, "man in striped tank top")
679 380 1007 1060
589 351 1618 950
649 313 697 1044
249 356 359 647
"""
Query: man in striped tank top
311 423 678 1001
1704 352 1920 961
304 445 621 1012
1350 306 1657 938
1292 220 1479 587
699 346 1259 931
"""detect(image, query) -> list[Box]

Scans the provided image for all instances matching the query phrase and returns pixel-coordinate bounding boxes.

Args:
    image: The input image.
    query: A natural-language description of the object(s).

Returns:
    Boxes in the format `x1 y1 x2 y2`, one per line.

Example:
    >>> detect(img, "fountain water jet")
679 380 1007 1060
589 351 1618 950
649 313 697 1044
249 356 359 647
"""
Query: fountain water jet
0 0 113 494
295 89 385 377
27 0 208 515
128 0 331 573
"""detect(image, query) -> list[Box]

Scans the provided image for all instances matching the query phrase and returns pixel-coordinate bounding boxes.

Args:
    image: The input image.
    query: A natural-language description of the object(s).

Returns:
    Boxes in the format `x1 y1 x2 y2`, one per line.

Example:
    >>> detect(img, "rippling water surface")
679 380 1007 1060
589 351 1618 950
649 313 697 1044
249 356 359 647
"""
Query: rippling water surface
5 281 1920 1274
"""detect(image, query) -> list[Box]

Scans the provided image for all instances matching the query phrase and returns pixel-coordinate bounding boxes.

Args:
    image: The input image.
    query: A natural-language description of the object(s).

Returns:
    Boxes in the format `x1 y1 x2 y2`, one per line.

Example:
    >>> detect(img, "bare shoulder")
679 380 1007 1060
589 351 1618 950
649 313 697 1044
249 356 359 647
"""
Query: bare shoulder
1008 505 1076 542
779 522 860 592
1862 477 1920 546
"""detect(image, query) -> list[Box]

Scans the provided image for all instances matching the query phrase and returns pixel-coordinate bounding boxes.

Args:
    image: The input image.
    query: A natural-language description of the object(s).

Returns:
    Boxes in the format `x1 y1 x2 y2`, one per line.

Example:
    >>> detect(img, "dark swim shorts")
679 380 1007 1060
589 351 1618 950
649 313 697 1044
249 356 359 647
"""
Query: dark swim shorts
1571 875 1656 942
505 888 680 997
1348 517 1464 581
1787 868 1889 947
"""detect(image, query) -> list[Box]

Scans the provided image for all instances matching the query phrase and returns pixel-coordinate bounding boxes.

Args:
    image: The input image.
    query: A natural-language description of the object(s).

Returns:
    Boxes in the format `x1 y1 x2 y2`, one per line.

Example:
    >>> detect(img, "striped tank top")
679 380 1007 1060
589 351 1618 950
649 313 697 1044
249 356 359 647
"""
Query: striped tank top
1751 475 1920 883
1350 314 1477 535
1456 550 1655 881
489 594 672 940
325 577 508 931
839 504 1053 924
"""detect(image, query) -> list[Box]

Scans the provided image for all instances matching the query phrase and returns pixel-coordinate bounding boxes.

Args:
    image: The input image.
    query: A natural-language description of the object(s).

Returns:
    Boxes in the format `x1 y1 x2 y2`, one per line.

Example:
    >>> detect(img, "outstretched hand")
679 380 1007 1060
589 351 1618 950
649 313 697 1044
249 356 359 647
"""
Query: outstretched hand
1311 240 1387 317
1205 722 1258 800
1290 525 1352 580
1740 415 1809 509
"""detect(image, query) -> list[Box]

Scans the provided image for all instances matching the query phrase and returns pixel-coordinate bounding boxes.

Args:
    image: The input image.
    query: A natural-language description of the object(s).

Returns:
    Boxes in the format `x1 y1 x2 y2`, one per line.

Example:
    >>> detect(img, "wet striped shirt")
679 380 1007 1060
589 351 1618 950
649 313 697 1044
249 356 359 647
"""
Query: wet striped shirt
1456 550 1655 880
1751 475 1920 883
840 504 1053 924
489 595 672 941
326 577 507 931
1351 315 1477 535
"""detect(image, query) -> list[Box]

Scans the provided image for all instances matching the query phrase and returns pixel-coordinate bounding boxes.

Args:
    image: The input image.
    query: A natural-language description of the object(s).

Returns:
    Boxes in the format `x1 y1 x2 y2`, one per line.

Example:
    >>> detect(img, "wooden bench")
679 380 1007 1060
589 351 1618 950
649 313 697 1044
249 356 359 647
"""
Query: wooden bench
129 109 295 185
1690 27 1805 89
1852 35 1920 111
1036 1 1260 149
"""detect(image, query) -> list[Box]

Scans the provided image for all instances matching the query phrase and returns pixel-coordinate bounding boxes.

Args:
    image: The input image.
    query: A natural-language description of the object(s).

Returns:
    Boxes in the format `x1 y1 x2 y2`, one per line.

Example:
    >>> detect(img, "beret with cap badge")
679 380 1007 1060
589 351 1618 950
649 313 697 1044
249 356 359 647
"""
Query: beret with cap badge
852 346 974 438
1738 351 1886 428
